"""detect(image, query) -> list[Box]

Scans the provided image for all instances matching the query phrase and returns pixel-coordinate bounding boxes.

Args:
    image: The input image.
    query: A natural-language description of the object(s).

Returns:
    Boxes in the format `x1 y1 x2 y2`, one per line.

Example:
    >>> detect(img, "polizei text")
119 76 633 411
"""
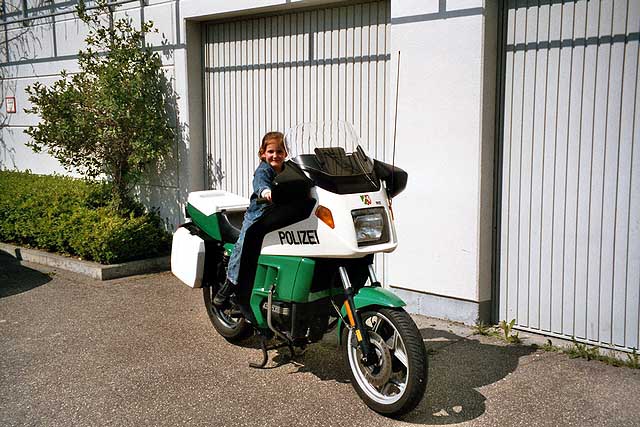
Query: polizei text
278 230 320 245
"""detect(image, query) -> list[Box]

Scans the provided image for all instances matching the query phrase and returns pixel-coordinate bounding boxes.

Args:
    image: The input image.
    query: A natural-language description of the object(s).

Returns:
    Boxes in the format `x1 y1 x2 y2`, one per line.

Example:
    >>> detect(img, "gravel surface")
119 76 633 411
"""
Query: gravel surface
2 253 639 426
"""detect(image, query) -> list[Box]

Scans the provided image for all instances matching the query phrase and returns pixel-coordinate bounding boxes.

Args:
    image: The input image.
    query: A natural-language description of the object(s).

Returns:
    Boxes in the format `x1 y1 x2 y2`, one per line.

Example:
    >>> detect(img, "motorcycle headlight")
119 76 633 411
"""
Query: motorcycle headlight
351 208 390 247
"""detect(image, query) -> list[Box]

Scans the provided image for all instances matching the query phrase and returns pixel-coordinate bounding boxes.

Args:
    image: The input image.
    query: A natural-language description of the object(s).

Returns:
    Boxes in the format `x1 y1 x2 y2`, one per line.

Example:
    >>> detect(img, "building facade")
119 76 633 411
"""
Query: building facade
1 0 638 353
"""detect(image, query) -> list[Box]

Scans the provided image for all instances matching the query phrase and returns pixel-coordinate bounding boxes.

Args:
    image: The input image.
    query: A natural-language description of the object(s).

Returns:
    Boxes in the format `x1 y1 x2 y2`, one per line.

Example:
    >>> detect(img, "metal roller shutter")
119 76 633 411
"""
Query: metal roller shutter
203 1 391 197
499 0 640 352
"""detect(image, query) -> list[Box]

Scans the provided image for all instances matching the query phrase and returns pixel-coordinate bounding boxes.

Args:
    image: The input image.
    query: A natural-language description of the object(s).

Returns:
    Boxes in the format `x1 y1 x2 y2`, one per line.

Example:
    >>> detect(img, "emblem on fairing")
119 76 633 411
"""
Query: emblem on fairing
360 195 372 205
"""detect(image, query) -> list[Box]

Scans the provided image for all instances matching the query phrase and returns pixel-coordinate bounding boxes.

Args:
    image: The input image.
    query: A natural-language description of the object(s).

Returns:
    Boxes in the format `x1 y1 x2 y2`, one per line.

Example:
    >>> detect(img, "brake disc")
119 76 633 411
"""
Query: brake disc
356 331 393 388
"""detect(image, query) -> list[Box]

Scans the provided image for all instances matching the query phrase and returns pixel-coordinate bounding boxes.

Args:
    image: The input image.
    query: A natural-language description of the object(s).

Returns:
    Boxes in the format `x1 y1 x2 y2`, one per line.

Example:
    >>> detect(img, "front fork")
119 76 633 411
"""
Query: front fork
339 266 379 367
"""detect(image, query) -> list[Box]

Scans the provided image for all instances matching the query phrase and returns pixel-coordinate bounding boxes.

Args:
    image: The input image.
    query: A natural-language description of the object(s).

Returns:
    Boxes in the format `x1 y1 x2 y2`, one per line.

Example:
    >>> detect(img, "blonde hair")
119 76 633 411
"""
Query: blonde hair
258 131 286 159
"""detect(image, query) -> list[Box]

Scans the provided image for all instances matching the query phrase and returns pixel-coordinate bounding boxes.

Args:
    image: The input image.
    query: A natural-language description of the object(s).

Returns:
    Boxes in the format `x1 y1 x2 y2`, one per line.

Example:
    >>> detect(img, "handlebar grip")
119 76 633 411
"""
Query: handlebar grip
256 197 269 205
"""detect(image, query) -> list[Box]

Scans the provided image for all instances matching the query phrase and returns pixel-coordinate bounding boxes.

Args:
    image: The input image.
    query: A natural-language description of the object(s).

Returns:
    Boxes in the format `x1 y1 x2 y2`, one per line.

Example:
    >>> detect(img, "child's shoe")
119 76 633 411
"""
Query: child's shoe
213 279 234 307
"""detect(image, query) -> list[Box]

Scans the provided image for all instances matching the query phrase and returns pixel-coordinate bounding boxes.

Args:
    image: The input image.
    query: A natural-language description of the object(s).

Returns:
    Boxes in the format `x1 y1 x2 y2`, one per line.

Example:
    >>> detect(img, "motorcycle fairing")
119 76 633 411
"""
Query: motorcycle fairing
292 147 381 195
248 254 316 329
260 186 398 258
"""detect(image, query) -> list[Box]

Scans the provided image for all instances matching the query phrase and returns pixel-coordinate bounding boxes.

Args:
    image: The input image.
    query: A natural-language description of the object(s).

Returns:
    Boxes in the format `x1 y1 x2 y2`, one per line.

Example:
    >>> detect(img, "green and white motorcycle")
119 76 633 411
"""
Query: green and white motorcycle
171 122 427 416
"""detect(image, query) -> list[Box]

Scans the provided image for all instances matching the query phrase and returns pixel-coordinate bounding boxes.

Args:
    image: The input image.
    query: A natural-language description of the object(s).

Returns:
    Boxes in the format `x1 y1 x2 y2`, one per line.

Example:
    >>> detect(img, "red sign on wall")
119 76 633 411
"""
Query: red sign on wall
6 97 16 114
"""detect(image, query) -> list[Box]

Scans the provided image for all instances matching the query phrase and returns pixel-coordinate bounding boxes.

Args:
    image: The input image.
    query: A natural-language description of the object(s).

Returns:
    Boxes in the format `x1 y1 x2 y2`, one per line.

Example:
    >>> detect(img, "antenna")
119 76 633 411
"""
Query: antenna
390 51 401 203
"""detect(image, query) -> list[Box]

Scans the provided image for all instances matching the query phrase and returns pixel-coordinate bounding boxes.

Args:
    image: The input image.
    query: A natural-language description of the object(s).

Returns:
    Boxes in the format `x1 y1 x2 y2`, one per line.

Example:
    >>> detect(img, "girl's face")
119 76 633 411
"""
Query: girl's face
261 141 286 172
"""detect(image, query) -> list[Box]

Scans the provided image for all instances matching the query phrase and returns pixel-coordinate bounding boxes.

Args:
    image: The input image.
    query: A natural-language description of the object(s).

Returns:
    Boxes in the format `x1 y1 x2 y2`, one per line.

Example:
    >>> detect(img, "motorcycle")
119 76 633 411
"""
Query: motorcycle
171 122 427 416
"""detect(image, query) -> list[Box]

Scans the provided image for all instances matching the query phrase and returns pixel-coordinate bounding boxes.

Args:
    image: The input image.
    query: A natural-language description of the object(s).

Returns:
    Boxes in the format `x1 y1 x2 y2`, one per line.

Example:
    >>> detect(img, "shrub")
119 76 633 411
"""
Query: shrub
0 171 170 264
24 0 175 211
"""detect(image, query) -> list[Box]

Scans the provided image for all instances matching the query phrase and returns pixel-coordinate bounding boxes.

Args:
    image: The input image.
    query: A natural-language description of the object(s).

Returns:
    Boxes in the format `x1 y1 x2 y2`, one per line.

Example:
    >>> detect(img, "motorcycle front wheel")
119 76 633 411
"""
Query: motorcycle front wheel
342 307 427 417
203 286 252 342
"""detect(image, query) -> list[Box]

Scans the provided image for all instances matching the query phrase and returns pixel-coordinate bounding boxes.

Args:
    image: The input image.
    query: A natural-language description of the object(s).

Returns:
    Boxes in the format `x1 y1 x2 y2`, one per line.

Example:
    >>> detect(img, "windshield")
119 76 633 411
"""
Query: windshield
284 121 375 177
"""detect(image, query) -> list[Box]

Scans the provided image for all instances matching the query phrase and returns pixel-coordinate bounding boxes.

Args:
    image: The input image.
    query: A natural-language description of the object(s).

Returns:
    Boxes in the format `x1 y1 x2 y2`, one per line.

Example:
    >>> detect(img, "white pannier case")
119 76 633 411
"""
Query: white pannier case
171 191 249 288
171 227 206 288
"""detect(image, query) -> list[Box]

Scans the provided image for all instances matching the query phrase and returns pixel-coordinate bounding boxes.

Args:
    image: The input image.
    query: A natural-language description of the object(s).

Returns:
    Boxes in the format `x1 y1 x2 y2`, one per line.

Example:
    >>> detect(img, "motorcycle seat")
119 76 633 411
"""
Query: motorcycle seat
218 210 245 244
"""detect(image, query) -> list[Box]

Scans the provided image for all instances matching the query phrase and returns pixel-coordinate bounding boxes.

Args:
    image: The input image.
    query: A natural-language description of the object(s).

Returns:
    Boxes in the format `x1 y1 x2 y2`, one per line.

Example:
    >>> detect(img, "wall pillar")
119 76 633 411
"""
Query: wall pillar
387 0 498 324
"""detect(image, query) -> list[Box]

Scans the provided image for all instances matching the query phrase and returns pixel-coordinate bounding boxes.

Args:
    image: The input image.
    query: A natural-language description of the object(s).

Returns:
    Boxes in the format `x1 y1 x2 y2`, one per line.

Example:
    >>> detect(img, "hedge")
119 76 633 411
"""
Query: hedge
0 170 171 264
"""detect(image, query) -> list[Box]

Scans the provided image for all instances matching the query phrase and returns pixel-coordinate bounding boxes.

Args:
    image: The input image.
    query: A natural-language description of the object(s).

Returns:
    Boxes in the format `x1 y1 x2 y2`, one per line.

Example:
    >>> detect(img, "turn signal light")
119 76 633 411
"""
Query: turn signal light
315 205 335 229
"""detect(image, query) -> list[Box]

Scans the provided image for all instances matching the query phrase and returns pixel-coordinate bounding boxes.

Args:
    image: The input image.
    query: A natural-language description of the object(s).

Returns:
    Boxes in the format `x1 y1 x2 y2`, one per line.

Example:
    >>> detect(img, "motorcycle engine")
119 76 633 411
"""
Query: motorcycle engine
261 301 331 343
261 301 292 332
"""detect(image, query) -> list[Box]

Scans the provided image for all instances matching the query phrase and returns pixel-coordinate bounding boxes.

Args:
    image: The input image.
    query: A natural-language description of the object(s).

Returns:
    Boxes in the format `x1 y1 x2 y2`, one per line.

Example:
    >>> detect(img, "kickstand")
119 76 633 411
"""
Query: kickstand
287 342 296 359
249 335 298 369
249 334 270 369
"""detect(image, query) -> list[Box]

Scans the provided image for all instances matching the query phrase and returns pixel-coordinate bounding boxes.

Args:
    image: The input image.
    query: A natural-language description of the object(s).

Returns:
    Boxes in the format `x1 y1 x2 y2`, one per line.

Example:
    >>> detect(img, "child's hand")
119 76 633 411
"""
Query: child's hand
262 189 272 202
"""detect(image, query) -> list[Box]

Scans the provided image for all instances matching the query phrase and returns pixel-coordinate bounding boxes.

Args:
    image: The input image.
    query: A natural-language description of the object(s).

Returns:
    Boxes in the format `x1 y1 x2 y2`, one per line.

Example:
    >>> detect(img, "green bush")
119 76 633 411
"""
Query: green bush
0 171 170 264
25 1 175 211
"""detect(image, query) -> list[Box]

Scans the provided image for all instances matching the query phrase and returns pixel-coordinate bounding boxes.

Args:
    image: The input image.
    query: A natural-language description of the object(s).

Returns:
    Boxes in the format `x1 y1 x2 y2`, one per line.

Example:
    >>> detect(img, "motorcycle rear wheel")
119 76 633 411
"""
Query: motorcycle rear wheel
342 307 427 417
203 286 252 342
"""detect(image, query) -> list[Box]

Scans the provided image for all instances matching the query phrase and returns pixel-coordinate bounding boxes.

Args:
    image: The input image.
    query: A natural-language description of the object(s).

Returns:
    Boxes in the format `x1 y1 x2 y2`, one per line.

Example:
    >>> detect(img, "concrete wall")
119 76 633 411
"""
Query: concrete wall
385 0 496 323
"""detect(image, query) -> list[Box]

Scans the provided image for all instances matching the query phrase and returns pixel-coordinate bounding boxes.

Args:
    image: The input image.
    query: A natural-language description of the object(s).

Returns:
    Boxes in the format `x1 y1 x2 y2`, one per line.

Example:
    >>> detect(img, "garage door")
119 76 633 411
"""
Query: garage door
499 0 640 352
203 1 391 197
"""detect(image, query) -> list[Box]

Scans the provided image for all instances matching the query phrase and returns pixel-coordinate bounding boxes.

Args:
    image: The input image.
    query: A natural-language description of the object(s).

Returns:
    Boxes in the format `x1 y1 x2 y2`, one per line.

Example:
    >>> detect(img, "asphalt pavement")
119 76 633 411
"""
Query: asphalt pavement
1 252 639 426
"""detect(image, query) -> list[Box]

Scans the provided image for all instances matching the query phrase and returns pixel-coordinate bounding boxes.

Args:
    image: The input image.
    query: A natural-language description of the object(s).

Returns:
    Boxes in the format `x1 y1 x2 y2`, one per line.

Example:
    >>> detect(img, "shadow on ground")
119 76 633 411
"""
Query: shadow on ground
0 253 52 298
400 327 536 424
260 324 536 424
233 330 352 376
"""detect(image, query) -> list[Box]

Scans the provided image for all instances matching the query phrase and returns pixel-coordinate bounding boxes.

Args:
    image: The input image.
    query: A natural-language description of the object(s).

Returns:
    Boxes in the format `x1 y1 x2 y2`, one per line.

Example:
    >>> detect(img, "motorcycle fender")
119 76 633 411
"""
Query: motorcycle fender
337 287 406 343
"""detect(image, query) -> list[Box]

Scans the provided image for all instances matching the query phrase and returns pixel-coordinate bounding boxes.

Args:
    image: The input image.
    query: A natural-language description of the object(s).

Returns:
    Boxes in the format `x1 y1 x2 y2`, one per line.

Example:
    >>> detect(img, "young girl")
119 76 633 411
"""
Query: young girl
214 131 287 307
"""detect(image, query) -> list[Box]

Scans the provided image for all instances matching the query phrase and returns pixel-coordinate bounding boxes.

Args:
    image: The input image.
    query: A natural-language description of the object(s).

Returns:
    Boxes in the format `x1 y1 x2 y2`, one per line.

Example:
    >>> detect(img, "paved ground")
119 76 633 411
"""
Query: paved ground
1 253 640 426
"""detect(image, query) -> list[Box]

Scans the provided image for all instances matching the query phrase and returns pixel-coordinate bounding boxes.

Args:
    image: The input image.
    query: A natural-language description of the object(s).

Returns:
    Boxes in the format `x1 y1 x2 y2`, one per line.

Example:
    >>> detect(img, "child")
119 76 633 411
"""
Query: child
214 131 287 307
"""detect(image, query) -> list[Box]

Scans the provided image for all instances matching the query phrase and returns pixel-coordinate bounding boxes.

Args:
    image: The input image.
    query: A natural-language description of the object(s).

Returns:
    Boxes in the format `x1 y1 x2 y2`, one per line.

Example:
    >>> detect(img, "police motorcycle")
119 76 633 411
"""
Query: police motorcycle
171 122 427 416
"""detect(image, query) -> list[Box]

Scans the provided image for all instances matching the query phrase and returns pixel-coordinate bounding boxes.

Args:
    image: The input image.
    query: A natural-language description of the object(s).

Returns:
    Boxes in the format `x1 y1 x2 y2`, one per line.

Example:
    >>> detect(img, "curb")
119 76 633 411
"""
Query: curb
0 243 169 281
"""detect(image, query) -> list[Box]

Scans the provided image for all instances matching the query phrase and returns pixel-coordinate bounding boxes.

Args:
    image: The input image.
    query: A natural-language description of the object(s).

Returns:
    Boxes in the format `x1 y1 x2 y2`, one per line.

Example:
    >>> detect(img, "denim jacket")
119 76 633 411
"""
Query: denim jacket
244 160 277 223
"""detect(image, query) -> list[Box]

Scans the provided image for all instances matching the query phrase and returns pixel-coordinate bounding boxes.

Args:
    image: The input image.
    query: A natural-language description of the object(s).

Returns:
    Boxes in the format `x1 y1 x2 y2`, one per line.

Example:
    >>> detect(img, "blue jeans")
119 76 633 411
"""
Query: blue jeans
227 161 276 285
226 204 264 285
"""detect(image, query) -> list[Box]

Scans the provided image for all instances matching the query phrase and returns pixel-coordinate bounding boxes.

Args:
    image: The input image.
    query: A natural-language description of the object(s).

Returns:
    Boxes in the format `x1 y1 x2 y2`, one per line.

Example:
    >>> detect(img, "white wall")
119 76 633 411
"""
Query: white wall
1 0 498 323
386 0 496 311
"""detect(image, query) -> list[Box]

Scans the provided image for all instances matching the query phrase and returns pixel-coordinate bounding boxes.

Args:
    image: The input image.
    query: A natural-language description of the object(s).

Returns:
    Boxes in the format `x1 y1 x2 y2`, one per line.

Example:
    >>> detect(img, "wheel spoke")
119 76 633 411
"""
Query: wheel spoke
213 305 241 328
384 330 397 350
390 331 409 369
380 382 394 396
380 379 405 397
391 378 406 394
371 315 382 333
